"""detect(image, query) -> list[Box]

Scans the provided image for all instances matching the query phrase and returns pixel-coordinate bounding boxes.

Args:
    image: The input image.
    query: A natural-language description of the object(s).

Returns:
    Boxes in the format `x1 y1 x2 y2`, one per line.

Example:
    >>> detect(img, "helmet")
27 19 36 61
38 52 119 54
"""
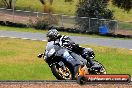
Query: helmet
46 29 60 41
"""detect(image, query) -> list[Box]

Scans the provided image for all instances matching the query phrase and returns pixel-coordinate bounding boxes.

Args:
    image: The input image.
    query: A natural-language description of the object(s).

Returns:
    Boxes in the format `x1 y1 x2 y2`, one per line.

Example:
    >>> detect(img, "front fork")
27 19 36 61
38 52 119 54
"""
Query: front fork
58 61 66 71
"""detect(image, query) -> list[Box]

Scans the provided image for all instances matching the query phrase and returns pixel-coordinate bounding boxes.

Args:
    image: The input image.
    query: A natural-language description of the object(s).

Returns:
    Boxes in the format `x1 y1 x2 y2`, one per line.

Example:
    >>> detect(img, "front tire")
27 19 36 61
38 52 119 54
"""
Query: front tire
51 63 73 80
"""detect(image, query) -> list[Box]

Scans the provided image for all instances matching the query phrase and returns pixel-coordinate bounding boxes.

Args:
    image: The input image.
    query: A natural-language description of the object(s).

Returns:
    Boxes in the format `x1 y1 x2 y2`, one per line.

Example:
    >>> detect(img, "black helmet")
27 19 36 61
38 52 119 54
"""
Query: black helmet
46 29 60 41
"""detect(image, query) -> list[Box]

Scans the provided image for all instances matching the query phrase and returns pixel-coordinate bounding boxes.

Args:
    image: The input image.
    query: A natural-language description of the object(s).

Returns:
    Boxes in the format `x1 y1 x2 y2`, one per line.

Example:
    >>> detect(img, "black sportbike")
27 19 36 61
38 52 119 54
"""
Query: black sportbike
38 44 106 80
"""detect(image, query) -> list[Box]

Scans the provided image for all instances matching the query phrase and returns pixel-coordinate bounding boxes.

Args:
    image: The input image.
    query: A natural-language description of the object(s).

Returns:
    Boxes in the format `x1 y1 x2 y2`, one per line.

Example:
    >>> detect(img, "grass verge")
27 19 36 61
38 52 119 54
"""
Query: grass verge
0 37 55 80
118 22 132 30
0 37 132 80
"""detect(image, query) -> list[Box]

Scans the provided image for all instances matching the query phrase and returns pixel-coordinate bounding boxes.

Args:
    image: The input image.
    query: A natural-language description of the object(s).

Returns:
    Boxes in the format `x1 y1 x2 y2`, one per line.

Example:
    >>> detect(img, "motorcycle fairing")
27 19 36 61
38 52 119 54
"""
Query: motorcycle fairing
55 48 85 67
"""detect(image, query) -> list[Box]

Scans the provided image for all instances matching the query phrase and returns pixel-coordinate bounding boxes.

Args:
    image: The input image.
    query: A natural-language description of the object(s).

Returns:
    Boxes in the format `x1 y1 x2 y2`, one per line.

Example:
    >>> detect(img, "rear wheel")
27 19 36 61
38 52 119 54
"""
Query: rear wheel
77 76 87 85
51 63 73 80
90 60 107 74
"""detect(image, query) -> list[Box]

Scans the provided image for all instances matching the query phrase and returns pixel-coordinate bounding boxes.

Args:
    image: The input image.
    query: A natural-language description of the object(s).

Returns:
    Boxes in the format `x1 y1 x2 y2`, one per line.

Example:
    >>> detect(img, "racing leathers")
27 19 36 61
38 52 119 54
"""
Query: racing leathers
46 35 98 68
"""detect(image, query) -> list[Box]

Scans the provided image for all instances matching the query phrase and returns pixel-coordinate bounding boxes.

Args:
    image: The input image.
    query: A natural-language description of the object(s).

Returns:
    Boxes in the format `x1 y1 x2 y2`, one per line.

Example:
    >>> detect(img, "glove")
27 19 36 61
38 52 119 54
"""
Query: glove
37 53 43 58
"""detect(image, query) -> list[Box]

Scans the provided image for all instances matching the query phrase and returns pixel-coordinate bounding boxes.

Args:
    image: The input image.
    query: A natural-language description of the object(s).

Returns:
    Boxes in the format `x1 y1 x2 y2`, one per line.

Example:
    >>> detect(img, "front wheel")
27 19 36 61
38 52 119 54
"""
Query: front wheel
51 63 73 80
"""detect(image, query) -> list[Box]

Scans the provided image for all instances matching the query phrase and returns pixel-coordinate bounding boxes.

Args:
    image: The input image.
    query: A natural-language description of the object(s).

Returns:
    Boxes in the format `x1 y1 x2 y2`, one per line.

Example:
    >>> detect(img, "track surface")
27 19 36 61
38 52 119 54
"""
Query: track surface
0 30 132 49
0 81 132 88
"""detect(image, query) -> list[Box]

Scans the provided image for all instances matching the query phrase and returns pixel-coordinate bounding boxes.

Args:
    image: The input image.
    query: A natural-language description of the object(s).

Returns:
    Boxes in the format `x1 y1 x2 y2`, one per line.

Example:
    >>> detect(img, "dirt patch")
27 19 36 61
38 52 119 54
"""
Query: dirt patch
115 29 132 36
0 12 36 24
0 83 132 88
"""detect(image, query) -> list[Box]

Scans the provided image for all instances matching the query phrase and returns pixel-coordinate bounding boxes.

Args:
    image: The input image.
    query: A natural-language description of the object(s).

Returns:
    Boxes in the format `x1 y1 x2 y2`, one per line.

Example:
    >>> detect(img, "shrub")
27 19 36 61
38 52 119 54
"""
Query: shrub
29 17 49 29
29 14 59 30
0 21 27 28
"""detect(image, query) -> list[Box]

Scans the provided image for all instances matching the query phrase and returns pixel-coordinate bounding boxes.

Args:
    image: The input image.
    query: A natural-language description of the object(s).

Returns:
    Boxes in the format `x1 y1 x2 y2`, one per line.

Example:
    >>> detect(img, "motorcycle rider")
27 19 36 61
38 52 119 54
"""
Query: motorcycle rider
39 28 101 69
46 29 84 55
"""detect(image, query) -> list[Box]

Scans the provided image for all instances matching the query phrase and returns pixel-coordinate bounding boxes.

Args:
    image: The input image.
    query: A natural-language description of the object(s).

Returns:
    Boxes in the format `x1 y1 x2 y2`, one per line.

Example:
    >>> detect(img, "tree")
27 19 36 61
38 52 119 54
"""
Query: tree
1 0 14 9
39 0 53 5
39 0 54 13
112 0 132 11
76 0 113 19
76 0 114 33
49 0 53 5
39 0 46 5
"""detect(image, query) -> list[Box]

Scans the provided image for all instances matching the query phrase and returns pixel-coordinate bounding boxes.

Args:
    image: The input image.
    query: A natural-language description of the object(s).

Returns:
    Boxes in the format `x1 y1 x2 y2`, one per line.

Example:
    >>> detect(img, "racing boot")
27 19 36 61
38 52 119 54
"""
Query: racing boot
87 57 102 70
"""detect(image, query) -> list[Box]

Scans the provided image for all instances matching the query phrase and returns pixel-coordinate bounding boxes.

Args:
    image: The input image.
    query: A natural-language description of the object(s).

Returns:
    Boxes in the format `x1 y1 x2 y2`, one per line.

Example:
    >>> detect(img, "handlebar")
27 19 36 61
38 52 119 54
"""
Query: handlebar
37 53 44 58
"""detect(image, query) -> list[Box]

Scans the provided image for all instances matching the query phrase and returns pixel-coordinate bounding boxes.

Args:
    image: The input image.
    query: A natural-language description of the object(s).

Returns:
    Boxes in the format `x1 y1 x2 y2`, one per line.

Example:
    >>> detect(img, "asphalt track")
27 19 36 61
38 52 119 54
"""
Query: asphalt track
0 80 132 84
0 82 132 88
0 80 132 86
0 30 132 50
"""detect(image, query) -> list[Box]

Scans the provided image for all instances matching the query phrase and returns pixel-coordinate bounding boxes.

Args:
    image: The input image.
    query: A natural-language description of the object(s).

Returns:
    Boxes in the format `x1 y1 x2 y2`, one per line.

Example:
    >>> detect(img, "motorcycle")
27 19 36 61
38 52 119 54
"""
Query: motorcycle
38 42 106 80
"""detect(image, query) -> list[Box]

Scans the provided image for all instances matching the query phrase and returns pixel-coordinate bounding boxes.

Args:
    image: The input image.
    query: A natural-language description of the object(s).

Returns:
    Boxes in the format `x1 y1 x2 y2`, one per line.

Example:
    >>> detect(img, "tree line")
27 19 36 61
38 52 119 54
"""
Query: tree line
1 0 132 11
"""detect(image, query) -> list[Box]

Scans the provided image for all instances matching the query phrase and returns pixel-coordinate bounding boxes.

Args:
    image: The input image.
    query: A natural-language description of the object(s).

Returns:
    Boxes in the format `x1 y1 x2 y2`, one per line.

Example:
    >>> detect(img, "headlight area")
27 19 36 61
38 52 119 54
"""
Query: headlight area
48 48 56 57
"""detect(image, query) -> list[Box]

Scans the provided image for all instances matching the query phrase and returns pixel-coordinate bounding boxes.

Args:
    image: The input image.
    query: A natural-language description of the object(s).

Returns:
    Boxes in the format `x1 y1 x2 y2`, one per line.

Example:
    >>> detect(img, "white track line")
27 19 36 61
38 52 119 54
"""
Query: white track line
22 38 29 40
0 36 47 42
0 36 131 49
0 36 6 38
42 40 47 41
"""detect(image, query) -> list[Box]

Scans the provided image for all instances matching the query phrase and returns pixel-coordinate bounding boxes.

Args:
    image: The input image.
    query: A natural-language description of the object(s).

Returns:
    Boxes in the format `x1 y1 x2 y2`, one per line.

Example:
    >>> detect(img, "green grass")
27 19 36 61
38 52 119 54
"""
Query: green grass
0 37 132 80
0 64 55 80
15 0 78 15
119 22 132 30
0 37 56 80
0 26 47 33
108 2 132 22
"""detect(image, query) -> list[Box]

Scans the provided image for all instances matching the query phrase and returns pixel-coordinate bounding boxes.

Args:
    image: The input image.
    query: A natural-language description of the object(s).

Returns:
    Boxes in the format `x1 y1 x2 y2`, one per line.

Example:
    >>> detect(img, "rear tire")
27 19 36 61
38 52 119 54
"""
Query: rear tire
92 60 107 74
77 76 87 85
